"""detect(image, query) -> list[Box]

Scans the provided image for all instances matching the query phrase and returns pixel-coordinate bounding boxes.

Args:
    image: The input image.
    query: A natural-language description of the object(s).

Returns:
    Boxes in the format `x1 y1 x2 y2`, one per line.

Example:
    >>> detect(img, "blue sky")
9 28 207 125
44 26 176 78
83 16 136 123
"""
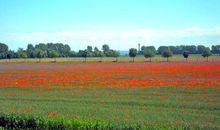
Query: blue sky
0 0 220 51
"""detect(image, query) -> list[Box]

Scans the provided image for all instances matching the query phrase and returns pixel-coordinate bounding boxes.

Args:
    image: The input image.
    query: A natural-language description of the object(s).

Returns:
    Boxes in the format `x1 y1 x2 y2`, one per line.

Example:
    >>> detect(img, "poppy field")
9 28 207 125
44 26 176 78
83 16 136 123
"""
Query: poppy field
0 61 220 129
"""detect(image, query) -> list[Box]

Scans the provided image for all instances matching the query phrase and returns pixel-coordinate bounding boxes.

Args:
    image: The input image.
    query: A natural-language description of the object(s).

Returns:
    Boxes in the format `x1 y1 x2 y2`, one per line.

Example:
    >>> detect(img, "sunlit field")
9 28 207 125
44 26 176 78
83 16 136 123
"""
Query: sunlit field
0 54 219 63
0 61 220 129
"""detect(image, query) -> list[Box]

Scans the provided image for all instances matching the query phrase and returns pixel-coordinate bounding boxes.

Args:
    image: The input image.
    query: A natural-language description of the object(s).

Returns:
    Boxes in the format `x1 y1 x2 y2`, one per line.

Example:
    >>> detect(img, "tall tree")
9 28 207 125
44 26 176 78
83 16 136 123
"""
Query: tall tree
27 44 35 51
87 46 93 52
6 51 14 62
26 44 35 58
157 46 169 54
183 51 189 62
141 46 156 54
0 43 8 53
102 44 110 52
202 48 212 62
129 48 137 62
0 43 8 59
82 50 88 62
17 48 28 62
144 50 155 62
50 50 59 62
162 49 173 62
94 47 99 52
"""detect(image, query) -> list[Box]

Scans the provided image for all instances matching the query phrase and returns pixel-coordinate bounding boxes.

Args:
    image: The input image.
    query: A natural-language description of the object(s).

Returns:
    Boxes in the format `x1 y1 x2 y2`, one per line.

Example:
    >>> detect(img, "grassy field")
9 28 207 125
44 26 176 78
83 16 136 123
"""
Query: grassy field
0 86 220 129
0 61 220 129
0 54 219 63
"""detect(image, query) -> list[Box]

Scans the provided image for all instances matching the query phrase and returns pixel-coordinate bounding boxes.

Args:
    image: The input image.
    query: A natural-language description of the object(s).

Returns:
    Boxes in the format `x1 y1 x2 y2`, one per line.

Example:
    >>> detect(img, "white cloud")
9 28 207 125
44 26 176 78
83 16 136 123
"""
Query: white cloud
179 27 202 33
167 27 203 37
2 26 220 50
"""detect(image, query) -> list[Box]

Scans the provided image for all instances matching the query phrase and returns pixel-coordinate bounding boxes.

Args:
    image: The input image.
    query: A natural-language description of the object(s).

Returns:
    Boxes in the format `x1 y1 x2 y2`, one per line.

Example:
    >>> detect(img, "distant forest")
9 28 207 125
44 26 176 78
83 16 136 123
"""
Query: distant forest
0 42 219 59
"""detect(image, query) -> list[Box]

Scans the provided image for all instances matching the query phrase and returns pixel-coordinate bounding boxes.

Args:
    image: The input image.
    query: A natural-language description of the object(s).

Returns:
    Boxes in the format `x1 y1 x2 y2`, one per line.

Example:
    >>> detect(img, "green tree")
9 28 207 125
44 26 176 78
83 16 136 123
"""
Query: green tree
87 46 93 52
197 45 206 54
34 49 47 62
105 49 114 57
157 46 169 54
141 46 156 54
202 48 212 62
143 50 155 62
20 52 28 59
102 44 110 53
183 51 189 62
0 43 8 53
129 48 137 62
113 51 120 62
6 51 14 62
50 50 59 62
162 49 173 62
94 47 99 52
17 48 28 62
95 51 105 62
69 51 76 57
82 50 88 62
26 44 35 58
211 45 220 54
27 44 35 51
0 43 9 59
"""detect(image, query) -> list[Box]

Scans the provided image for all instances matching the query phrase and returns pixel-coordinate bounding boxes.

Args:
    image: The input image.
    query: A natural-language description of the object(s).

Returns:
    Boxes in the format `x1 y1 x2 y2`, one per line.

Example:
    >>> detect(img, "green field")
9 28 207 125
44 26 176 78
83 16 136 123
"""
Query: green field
0 54 219 63
0 86 219 129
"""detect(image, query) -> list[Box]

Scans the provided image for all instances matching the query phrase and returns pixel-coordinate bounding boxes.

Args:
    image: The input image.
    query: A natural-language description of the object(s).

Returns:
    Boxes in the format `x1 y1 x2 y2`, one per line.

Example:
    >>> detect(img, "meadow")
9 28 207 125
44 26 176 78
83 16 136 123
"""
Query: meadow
0 60 220 129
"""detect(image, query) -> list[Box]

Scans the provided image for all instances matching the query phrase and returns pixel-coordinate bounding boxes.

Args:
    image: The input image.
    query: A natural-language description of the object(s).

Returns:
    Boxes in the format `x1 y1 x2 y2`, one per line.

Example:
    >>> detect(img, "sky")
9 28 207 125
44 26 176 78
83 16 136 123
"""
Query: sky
0 0 220 51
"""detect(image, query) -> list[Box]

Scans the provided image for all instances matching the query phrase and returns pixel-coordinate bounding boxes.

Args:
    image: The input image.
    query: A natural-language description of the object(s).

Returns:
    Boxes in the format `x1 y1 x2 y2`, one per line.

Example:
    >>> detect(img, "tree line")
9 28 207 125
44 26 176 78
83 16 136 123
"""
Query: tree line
129 45 214 62
141 45 220 54
0 42 219 62
0 43 119 62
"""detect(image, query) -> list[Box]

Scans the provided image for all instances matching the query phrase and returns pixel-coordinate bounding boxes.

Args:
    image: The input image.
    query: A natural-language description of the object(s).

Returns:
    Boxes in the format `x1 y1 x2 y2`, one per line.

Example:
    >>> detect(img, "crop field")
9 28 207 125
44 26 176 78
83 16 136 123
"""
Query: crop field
0 61 220 129
0 54 220 63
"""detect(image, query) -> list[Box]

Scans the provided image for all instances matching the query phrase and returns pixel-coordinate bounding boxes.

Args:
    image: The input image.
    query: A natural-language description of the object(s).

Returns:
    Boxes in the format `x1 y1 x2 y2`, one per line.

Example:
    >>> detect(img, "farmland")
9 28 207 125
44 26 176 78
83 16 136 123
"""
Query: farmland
0 54 220 63
0 61 220 129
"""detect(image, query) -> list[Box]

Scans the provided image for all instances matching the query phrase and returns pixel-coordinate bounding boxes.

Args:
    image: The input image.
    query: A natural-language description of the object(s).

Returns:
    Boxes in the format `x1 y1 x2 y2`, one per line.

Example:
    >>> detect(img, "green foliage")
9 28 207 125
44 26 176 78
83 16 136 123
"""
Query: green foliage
87 45 93 52
112 51 120 57
49 50 60 58
141 46 156 54
129 48 137 62
1 42 220 60
162 49 173 61
102 44 110 52
6 51 15 60
27 44 35 51
211 45 220 54
157 46 169 54
183 51 189 60
0 114 81 130
82 50 88 58
143 50 155 62
202 48 212 61
34 49 47 59
112 51 120 62
82 50 88 62
202 49 212 58
0 43 8 53
197 45 206 54
17 48 28 59
35 43 71 57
